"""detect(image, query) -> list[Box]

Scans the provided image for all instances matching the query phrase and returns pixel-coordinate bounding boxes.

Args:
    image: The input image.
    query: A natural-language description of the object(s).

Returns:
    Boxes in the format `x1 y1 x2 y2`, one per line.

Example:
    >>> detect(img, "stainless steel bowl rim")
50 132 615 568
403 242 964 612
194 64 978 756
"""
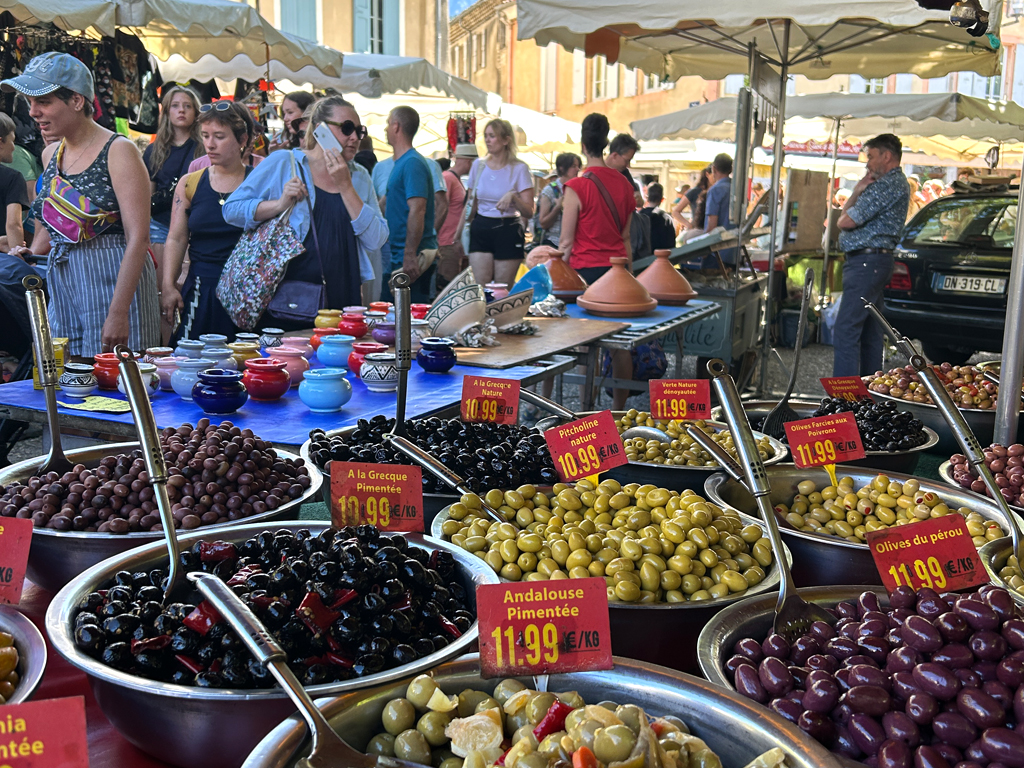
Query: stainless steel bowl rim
616 420 789 471
46 523 498 701
979 537 1020 603
937 460 1024 516
0 442 322 540
0 605 47 704
863 425 940 456
868 388 999 415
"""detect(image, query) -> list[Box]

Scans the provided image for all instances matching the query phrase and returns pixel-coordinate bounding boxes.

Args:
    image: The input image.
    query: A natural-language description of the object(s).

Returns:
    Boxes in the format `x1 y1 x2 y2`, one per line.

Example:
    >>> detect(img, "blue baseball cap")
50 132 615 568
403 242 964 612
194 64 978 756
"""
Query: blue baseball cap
1 52 94 101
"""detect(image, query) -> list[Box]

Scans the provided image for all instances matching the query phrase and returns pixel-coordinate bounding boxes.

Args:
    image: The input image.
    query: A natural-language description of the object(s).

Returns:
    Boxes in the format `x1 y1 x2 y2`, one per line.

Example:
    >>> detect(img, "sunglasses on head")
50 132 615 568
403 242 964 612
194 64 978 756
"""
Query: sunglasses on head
322 118 368 139
200 101 233 113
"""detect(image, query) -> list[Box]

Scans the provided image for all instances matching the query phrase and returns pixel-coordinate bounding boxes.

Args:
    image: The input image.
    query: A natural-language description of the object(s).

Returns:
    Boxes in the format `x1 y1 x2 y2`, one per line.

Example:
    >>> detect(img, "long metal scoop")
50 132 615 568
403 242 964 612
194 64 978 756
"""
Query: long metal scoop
708 358 835 641
685 425 744 481
391 273 412 437
190 573 431 768
23 275 72 475
761 269 815 440
115 345 183 602
523 389 673 442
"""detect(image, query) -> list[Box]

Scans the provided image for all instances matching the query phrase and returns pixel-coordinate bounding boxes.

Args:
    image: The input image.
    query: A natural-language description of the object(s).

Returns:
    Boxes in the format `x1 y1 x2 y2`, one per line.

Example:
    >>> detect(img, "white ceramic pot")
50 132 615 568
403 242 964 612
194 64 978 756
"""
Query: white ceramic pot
359 353 399 393
57 363 98 398
117 362 159 397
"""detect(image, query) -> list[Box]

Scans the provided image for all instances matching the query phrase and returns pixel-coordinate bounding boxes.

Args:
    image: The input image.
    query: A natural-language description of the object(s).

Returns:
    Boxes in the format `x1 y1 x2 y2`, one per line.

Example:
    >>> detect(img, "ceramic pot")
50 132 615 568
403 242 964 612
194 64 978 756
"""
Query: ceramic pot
338 313 368 339
199 334 230 353
410 303 431 320
234 332 261 345
116 362 159 396
258 328 285 353
371 321 396 346
142 347 174 364
171 358 214 401
310 327 342 351
173 339 205 359
316 335 356 369
416 337 457 374
578 258 658 317
227 342 261 368
281 337 314 360
342 305 367 315
425 284 486 337
360 353 399 393
273 346 310 387
363 310 387 333
368 302 391 314
544 255 588 302
348 342 387 378
485 282 510 300
410 319 430 353
152 356 184 391
298 369 353 413
242 358 290 401
314 309 343 329
202 347 237 371
91 353 122 390
58 362 97 398
636 250 698 306
192 369 248 415
485 288 534 330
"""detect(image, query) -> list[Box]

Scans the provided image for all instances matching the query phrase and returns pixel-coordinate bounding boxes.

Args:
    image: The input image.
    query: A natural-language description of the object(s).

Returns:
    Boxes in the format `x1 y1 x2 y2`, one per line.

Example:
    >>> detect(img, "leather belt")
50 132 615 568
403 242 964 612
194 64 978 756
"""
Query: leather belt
845 247 894 257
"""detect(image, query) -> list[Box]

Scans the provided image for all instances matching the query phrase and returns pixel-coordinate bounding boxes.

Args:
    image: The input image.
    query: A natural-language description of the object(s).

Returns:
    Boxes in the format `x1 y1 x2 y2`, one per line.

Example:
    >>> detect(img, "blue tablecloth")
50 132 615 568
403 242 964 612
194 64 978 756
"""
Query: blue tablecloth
564 299 718 330
0 362 550 447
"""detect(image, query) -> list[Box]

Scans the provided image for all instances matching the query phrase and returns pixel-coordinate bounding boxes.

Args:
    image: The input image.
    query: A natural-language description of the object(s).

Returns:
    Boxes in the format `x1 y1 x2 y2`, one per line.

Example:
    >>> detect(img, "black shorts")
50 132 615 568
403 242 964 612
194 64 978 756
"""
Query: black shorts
469 215 525 260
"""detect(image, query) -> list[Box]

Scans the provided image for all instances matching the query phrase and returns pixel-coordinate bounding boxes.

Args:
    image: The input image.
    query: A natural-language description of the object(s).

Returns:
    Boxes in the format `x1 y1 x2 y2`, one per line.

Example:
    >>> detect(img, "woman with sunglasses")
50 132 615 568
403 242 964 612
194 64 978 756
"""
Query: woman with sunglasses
268 91 315 152
186 101 265 173
224 95 387 328
161 102 256 343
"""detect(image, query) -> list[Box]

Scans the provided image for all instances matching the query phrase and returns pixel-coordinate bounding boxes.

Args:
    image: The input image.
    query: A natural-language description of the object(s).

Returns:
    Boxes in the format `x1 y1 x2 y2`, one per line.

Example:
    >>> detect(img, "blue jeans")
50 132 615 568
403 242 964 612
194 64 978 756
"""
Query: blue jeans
832 252 894 377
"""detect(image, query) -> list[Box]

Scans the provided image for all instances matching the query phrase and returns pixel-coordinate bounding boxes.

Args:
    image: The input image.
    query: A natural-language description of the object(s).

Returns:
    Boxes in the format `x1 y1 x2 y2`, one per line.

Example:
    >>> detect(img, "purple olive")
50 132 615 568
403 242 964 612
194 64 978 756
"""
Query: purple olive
956 687 1005 729
790 665 809 689
758 656 795 696
970 631 1008 662
892 607 915 624
954 668 982 689
790 635 820 666
1001 618 1024 651
931 743 962 766
849 664 892 691
983 587 1015 622
888 647 922 674
845 654 881 670
849 712 886 756
997 656 1024 688
725 654 749 676
955 601 1001 632
937 612 973 643
933 643 975 669
836 667 853 691
734 637 765 663
916 589 951 619
808 653 839 673
841 621 862 640
769 696 803 724
836 601 859 619
912 744 952 768
883 710 921 747
981 679 1012 709
828 637 860 660
903 616 944 653
846 685 893 717
890 586 917 609
893 672 922 702
913 662 962 700
972 661 999 682
964 740 987 763
860 591 883 616
979 726 1024 766
861 619 889 638
833 702 854 725
806 669 835 687
784 688 804 703
1014 685 1024 723
877 738 912 768
933 711 979 749
859 635 892 664
810 620 837 643
734 663 768 703
834 723 863 759
954 762 985 768
803 678 840 713
797 709 835 746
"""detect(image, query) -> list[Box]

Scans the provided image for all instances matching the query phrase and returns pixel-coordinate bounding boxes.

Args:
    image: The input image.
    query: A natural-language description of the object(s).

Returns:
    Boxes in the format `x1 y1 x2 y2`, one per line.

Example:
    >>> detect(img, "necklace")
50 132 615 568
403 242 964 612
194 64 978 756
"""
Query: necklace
61 130 103 174
210 166 245 206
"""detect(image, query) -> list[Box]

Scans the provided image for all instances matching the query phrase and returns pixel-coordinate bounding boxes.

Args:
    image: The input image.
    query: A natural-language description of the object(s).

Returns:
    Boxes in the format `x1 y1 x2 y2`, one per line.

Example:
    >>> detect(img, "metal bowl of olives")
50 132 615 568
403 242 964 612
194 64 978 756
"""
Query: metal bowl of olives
0 442 321 593
979 537 1024 605
0 605 47 705
45 523 499 768
704 466 1010 588
710 400 821 425
242 653 839 768
864 389 1010 454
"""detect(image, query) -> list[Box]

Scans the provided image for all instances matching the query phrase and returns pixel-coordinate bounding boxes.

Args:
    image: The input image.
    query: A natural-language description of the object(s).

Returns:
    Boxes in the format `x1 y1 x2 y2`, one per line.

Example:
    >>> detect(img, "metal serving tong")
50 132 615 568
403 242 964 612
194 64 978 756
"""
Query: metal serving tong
981 370 1024 407
708 358 835 641
114 345 183 602
23 275 72 475
190 572 431 768
863 299 1024 563
524 389 672 442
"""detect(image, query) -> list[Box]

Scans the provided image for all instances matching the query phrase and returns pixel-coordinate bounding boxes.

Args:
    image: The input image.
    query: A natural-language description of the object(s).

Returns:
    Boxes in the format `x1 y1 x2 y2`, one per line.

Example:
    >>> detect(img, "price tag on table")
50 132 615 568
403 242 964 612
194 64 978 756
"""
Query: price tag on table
0 518 32 605
477 578 613 678
0 696 89 767
820 376 871 402
330 462 424 533
461 375 521 424
544 411 628 482
866 515 989 594
784 412 865 487
649 379 712 421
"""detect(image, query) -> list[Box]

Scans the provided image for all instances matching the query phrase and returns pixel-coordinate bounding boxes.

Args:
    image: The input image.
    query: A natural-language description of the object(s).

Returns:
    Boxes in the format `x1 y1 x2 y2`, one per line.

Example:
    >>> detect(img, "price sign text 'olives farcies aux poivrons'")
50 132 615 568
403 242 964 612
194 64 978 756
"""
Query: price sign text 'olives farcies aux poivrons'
543 411 628 483
784 412 866 468
331 462 424 533
0 518 31 605
477 578 612 678
866 514 988 594
0 696 89 767
649 379 711 421
461 375 520 425
820 376 871 402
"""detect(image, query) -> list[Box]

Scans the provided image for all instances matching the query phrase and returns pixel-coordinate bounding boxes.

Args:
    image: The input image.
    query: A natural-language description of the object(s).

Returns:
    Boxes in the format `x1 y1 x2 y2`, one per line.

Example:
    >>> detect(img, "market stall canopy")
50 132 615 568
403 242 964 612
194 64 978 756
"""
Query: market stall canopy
0 0 115 35
497 102 584 154
516 0 1002 80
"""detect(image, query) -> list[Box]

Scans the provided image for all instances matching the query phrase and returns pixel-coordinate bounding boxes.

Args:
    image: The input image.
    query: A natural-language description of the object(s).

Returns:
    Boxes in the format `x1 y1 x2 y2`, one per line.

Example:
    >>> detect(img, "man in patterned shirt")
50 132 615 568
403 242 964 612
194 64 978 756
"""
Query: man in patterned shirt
833 133 910 376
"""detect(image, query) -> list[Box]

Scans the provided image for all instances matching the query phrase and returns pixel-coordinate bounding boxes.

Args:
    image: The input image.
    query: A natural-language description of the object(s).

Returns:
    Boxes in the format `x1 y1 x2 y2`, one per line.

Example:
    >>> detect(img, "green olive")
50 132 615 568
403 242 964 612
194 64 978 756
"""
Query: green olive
576 719 603 751
440 757 465 768
407 676 438 711
417 711 452 747
506 706 533 732
597 701 618 711
492 678 527 705
537 732 567 757
367 733 396 757
661 715 689 734
383 698 417 736
690 747 724 768
433 749 457 768
394 729 432 765
593 724 638 764
457 689 491 717
614 704 643 734
474 696 505 729
512 724 540 748
517 754 550 768
557 691 585 709
564 708 588 735
525 692 557 724
659 738 683 752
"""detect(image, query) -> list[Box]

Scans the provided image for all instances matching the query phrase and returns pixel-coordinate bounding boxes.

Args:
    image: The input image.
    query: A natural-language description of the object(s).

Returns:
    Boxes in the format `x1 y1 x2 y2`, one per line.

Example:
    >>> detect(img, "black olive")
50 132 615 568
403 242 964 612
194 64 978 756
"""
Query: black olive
114 570 135 587
107 586 134 604
392 612 413 636
361 593 386 616
170 669 195 685
221 659 251 688
392 644 417 665
165 603 196 622
246 573 271 591
103 613 141 640
402 559 428 587
101 641 133 670
136 586 162 604
137 601 163 624
75 624 106 655
196 643 218 666
247 659 274 685
78 592 105 612
98 600 129 618
353 653 385 676
212 560 236 580
153 615 180 635
195 671 224 687
414 638 435 656
431 634 449 650
134 651 167 674
207 623 230 642
170 627 200 654
303 664 330 686
263 601 293 628
381 580 405 603
75 612 100 630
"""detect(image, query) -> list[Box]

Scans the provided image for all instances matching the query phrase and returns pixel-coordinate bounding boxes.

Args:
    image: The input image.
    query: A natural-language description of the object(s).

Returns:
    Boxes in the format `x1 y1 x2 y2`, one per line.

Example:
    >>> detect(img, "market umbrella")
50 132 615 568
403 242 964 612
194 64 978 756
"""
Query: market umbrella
0 0 115 35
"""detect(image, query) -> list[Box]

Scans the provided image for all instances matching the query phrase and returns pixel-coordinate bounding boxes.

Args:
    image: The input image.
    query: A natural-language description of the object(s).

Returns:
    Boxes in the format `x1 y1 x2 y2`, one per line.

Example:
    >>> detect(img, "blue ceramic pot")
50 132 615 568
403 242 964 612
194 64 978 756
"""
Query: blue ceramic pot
298 368 352 413
316 334 356 369
192 369 248 415
171 358 214 400
416 337 457 374
173 339 205 359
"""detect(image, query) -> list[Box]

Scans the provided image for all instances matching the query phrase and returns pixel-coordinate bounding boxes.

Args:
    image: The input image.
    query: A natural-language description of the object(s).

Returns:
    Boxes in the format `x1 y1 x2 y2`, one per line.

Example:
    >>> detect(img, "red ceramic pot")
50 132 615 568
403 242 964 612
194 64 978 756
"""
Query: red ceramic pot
310 327 342 351
92 352 122 390
410 303 431 320
368 301 391 314
338 313 368 338
348 342 387 378
242 357 291 401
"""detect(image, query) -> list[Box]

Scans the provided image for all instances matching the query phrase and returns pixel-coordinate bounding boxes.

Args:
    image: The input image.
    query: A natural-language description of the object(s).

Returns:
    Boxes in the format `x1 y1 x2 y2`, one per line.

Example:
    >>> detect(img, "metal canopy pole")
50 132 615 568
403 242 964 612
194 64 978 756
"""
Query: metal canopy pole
820 116 842 303
994 175 1024 445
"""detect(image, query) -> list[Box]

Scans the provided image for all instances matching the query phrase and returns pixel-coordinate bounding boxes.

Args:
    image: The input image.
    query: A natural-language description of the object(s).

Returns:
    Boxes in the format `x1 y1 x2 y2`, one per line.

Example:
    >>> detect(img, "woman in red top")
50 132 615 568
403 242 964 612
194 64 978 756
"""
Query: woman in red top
558 113 636 283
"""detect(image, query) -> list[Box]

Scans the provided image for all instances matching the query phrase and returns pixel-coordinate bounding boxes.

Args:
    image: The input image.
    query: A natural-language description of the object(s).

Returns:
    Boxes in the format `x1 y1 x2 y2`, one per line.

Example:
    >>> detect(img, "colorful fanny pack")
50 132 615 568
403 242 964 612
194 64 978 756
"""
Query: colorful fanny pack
40 141 120 243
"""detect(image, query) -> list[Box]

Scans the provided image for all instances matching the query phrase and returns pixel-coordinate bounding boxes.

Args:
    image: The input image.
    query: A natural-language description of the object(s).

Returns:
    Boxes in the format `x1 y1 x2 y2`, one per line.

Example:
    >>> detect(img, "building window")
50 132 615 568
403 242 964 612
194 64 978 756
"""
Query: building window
497 22 506 49
572 48 586 104
927 75 950 93
850 75 886 93
623 66 637 97
452 44 463 78
280 0 317 41
722 74 744 95
540 43 558 111
369 0 384 53
593 55 608 100
643 72 660 92
1010 0 1024 17
895 73 914 94
959 70 1003 99
472 31 487 71
353 0 398 55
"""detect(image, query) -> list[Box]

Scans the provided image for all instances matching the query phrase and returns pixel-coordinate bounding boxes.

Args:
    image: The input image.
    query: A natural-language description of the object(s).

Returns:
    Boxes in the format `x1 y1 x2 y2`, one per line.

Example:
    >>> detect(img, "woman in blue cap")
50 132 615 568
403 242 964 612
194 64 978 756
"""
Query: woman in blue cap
4 52 159 357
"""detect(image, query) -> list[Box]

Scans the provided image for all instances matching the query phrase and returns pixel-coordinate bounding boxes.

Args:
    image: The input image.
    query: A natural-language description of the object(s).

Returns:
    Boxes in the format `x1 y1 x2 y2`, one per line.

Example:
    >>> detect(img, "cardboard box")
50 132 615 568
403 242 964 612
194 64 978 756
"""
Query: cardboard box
32 338 69 389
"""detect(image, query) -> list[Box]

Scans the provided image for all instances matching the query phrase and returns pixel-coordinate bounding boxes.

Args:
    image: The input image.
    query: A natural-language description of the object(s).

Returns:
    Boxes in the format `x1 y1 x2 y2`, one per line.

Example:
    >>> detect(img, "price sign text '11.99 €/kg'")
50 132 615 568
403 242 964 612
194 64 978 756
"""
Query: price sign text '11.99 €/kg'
649 379 711 421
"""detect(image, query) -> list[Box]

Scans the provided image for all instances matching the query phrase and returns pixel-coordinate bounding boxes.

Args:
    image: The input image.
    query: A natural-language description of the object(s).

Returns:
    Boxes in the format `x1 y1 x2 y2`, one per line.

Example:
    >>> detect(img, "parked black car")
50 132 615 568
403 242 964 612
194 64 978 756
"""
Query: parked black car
882 186 1016 362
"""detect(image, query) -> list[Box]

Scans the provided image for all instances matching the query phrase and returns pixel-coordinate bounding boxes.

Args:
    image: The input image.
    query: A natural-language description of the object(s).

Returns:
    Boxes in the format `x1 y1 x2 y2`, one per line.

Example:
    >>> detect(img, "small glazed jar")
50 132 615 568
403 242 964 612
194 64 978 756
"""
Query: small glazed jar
299 368 353 413
338 313 368 338
227 342 261 367
410 303 431 320
258 327 285 353
203 347 237 371
363 310 387 333
316 335 356 369
152 356 184 391
142 346 174 364
117 362 160 396
173 339 205 359
171 358 214 401
368 301 391 314
235 332 261 345
371 321 396 346
416 337 457 374
410 319 430 353
58 362 97 398
192 369 249 415
92 352 122 390
282 337 315 360
310 327 342 351
348 342 387 378
274 346 310 387
314 309 343 329
242 358 291 401
360 353 399 393
199 333 230 353
342 305 367 315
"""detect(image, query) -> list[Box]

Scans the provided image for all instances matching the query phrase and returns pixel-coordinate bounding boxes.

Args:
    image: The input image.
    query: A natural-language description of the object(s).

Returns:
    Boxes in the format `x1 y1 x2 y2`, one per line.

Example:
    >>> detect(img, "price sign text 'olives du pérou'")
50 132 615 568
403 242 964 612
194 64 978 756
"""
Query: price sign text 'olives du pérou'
461 375 520 425
649 379 711 421
784 412 866 468
331 462 424 533
544 411 628 482
820 376 871 402
477 577 612 678
0 518 31 605
866 514 988 595
0 696 89 768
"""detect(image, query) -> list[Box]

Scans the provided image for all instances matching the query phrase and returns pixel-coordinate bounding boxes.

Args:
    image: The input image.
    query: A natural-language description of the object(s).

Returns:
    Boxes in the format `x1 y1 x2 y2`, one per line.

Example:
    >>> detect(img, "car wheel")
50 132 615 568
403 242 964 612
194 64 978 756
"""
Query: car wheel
921 341 976 364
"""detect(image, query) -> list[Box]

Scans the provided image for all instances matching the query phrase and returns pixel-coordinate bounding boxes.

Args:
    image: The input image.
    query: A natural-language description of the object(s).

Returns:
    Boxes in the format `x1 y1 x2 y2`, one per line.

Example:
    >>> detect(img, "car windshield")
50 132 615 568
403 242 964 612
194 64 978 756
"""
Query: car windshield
908 196 1017 248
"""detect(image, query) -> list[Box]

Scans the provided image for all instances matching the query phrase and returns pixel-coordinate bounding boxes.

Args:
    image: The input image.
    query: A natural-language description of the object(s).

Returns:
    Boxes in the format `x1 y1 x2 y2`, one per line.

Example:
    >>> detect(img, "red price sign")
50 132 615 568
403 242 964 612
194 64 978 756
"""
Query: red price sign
866 515 988 594
461 375 520 424
477 578 613 678
330 462 424 532
820 376 871 402
0 518 32 605
0 696 89 767
544 411 628 482
784 412 866 468
649 379 711 421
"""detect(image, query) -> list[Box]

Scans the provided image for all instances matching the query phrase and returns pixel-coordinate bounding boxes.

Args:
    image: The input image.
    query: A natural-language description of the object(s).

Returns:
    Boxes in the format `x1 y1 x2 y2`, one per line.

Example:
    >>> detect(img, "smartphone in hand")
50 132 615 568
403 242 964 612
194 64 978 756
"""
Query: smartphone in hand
312 123 343 155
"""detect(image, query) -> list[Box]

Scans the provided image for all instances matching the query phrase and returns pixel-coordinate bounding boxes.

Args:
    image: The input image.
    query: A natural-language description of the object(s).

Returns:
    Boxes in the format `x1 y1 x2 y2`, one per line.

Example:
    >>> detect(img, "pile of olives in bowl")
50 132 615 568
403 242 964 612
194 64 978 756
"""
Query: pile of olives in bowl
613 412 778 467
863 364 1010 409
949 443 1024 508
810 398 928 453
307 416 558 493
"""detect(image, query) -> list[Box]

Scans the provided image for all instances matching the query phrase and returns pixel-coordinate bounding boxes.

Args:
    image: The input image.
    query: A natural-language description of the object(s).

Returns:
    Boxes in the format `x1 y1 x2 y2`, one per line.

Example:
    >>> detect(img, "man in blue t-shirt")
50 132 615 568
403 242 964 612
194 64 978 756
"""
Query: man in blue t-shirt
383 106 437 301
703 153 735 265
